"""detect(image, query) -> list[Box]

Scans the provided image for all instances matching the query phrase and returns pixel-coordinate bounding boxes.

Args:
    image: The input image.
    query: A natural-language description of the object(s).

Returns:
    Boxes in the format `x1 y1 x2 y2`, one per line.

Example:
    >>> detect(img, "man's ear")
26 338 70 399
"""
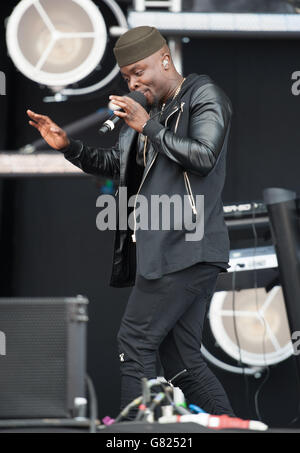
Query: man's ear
162 58 169 69
160 45 171 68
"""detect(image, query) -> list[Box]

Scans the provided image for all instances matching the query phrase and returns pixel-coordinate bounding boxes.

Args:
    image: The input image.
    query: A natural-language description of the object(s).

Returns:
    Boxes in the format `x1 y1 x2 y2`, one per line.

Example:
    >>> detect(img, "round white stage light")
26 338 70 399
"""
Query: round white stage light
209 286 294 367
6 0 107 88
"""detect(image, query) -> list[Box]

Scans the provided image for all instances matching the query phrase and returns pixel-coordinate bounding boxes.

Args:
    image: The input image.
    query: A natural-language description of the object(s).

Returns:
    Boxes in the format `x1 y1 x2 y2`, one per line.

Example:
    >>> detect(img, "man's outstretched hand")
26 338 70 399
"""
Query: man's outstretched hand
27 110 70 150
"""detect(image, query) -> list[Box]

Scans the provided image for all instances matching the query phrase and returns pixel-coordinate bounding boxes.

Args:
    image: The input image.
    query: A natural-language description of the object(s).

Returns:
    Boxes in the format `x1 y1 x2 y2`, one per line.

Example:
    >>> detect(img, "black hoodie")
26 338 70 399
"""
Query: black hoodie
61 74 233 287
133 73 232 281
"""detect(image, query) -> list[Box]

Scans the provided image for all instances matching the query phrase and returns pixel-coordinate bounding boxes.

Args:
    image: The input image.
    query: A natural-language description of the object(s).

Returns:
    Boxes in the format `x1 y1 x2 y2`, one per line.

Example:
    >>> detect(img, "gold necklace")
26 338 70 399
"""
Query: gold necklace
143 77 186 167
161 77 186 113
172 76 186 100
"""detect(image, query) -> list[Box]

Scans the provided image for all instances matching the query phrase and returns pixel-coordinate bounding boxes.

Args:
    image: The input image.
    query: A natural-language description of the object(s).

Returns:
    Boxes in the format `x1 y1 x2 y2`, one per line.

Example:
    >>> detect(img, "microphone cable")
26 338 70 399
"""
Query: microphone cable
231 263 252 418
85 374 98 433
251 203 270 423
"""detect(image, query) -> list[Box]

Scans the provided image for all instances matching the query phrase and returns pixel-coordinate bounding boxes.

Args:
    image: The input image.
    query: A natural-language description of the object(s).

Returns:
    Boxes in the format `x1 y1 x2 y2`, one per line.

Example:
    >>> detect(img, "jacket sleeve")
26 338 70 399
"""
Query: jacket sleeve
142 83 232 177
59 138 120 180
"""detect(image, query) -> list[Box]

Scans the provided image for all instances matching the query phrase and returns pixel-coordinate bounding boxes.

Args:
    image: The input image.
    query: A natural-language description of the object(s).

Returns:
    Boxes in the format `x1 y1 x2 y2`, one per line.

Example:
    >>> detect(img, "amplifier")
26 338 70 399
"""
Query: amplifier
0 296 88 419
216 246 279 291
229 245 277 271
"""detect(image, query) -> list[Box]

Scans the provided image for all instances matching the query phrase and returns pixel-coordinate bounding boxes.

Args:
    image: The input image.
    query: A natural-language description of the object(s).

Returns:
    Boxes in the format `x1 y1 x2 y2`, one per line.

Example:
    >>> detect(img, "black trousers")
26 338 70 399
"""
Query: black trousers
117 262 235 418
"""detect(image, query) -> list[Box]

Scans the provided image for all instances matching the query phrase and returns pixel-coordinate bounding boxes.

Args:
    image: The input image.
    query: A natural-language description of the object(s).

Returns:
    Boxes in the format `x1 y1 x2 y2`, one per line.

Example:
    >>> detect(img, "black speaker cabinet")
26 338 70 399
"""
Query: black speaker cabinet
0 296 88 419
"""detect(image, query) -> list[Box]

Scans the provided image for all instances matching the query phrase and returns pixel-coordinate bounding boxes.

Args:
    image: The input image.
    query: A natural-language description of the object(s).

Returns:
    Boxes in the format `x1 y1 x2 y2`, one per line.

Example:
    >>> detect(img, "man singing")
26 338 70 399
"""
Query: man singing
27 26 235 419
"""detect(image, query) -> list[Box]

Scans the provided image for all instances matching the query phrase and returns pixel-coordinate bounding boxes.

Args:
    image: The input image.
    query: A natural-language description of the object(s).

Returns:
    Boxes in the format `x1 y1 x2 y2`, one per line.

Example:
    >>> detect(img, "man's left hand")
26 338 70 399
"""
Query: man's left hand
109 95 150 133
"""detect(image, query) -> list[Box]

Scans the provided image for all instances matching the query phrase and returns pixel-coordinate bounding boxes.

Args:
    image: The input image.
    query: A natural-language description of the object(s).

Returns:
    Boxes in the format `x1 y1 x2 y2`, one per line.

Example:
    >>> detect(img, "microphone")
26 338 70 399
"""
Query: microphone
99 91 148 135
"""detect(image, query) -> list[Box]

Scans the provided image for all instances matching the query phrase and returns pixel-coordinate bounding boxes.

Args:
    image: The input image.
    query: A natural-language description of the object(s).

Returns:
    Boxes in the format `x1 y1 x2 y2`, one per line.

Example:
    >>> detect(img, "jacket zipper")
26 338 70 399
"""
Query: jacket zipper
131 153 158 242
131 105 180 242
174 102 198 216
183 171 197 214
174 102 184 133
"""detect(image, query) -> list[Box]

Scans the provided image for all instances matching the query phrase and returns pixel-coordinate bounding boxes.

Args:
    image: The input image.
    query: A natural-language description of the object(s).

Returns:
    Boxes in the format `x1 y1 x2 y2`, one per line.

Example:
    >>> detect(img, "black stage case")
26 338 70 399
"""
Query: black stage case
0 295 88 419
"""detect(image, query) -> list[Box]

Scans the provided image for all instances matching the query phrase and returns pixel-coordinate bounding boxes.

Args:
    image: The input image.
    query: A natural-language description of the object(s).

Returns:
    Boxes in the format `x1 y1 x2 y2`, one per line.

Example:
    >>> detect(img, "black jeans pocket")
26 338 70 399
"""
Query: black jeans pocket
184 265 220 301
136 274 172 293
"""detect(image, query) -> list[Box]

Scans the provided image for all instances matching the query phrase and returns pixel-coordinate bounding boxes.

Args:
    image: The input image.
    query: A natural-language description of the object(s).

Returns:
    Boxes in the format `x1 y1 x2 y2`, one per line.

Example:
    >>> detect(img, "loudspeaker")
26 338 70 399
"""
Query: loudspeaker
6 0 107 87
208 285 293 369
0 295 88 419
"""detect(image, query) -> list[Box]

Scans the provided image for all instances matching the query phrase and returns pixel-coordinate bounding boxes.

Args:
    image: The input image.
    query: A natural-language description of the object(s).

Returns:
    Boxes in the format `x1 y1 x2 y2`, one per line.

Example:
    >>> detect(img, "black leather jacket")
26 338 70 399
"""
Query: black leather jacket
62 74 233 287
